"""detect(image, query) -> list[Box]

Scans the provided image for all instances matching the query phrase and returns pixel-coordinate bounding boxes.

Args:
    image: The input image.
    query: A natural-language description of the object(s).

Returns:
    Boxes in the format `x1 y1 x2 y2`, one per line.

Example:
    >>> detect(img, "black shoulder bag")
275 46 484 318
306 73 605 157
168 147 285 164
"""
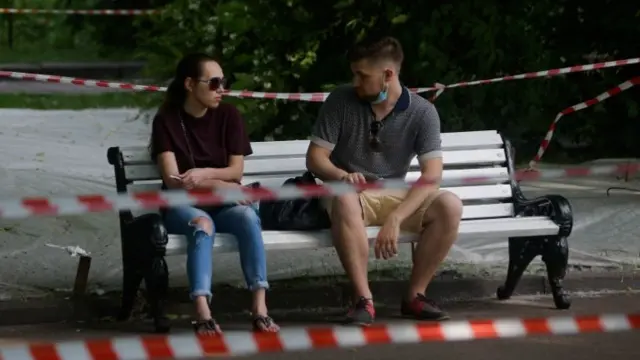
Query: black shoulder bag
258 171 331 231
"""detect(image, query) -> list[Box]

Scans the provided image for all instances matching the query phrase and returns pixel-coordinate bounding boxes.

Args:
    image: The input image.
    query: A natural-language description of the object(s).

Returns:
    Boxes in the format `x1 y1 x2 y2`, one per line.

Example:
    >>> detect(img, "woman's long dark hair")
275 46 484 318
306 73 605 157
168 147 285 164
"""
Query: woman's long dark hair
149 53 216 160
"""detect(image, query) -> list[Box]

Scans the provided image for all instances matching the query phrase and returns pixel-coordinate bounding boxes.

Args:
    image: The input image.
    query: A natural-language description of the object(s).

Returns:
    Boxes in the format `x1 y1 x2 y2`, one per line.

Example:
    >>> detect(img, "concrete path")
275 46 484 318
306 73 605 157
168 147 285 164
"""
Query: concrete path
0 291 639 359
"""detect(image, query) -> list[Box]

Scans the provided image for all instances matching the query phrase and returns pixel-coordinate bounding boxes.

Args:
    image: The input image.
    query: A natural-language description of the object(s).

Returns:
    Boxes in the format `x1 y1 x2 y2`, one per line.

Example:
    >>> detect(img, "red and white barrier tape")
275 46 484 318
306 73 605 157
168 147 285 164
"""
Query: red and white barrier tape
530 76 640 167
440 58 639 89
0 163 637 220
429 83 446 102
0 8 159 15
1 313 639 359
1 57 638 102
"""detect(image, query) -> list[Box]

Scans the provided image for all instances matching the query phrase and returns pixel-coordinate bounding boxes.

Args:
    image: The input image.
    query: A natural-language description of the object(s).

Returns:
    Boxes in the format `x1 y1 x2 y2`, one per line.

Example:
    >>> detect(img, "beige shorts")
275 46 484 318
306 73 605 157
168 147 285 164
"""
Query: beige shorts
321 189 451 233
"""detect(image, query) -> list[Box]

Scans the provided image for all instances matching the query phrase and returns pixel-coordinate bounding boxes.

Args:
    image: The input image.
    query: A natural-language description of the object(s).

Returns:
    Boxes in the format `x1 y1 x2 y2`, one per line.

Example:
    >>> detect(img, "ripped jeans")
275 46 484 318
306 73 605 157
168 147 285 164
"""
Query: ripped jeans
162 204 268 301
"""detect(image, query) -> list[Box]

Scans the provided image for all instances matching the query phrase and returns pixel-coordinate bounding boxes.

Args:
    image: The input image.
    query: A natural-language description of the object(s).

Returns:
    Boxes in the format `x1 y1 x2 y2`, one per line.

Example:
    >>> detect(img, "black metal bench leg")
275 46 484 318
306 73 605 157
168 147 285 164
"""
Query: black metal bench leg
141 215 171 333
121 213 171 333
144 255 170 333
542 235 571 309
497 236 539 300
118 255 144 321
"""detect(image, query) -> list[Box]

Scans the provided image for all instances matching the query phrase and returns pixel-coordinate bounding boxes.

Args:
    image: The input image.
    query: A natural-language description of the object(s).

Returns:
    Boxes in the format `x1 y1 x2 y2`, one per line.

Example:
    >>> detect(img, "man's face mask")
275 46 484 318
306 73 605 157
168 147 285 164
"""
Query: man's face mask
360 73 388 104
369 80 388 104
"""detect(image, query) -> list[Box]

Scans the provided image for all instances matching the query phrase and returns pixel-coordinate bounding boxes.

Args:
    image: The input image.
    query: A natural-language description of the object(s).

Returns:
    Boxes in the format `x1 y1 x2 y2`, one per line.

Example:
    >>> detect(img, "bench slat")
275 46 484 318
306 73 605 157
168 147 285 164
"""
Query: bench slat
123 149 507 181
126 183 513 203
241 167 510 188
128 167 509 191
128 202 514 222
119 130 504 164
164 216 557 256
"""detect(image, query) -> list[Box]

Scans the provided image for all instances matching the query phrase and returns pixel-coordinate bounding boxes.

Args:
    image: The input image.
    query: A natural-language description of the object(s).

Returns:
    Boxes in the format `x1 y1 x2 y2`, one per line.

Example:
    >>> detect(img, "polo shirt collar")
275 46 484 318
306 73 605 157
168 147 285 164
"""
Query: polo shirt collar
356 84 411 111
394 85 411 112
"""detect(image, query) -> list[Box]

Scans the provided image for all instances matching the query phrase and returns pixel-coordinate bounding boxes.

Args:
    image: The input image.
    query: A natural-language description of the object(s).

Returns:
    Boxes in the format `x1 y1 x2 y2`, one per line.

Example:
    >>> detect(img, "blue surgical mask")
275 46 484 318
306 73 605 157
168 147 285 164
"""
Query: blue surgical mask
370 83 388 104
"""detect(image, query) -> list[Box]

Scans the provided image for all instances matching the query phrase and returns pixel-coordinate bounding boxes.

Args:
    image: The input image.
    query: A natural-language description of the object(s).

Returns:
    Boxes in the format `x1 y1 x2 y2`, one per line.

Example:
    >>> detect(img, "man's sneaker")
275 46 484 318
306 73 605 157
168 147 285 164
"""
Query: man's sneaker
344 296 375 326
401 293 450 321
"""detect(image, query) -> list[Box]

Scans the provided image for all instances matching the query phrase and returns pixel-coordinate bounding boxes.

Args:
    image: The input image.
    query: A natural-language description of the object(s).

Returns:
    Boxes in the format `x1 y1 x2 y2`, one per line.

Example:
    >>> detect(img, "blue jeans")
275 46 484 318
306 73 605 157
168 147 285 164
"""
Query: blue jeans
162 204 269 301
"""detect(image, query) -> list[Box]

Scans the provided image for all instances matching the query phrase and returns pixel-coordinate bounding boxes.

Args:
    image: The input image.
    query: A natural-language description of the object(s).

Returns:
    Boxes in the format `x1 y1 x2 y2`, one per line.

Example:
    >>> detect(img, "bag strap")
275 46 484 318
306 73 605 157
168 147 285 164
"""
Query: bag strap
177 110 196 169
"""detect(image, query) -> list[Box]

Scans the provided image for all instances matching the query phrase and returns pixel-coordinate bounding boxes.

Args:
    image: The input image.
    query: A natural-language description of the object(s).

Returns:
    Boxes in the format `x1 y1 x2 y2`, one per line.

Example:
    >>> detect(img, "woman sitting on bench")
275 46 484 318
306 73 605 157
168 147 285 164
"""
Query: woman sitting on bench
149 53 279 335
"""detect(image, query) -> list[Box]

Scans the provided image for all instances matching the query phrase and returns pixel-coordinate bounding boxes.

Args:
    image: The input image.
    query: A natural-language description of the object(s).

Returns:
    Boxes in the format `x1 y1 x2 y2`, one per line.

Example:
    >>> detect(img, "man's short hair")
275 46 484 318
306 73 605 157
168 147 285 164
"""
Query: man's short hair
347 36 404 66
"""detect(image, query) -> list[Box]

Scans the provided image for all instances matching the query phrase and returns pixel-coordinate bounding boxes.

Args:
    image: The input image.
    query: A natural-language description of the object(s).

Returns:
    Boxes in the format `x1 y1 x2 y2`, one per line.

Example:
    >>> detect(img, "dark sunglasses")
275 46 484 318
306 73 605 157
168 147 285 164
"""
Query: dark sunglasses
369 120 383 152
198 77 227 91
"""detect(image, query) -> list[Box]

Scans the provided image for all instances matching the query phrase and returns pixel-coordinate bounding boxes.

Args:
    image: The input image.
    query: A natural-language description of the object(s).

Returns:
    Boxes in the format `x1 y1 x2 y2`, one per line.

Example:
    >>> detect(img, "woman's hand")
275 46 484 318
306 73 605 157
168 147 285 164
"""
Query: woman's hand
179 168 210 189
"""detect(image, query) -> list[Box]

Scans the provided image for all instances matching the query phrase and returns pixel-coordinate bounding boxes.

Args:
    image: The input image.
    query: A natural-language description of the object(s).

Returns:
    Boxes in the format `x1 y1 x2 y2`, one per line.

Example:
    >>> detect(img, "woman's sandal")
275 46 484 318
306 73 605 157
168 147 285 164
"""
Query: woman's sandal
192 319 222 335
252 315 280 333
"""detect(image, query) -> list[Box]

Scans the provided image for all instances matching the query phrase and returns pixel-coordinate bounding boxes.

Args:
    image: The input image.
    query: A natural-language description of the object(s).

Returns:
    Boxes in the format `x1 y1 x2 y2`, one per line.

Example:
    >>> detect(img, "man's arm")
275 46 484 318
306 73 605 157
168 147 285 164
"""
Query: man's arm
388 105 443 224
306 144 348 182
388 157 442 223
306 90 349 182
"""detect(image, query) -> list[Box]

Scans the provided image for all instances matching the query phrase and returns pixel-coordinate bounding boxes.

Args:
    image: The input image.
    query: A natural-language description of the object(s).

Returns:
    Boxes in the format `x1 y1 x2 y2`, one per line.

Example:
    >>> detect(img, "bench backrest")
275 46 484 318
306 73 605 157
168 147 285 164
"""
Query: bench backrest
107 130 517 221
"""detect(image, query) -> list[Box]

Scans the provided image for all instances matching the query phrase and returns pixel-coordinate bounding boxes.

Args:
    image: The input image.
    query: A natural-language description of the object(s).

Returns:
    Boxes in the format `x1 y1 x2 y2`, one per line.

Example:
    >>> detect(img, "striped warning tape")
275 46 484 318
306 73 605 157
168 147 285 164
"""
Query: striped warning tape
0 8 159 15
1 57 638 101
530 76 640 166
0 162 637 220
0 313 639 359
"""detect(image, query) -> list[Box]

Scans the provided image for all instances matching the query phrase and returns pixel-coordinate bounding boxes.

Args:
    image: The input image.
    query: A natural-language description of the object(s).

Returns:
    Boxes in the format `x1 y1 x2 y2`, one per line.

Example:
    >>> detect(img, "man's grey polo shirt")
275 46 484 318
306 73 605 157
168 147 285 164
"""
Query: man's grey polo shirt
310 84 442 181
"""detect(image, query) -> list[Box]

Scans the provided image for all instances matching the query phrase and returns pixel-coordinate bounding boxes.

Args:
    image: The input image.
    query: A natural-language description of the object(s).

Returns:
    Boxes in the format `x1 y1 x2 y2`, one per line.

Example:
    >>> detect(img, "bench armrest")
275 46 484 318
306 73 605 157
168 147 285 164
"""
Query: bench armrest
123 213 168 257
513 193 573 238
502 137 574 238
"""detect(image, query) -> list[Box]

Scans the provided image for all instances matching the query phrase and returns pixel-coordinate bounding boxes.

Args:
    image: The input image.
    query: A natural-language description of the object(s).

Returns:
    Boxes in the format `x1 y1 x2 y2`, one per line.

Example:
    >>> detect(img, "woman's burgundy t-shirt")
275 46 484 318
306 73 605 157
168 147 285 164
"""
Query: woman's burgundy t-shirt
150 103 253 179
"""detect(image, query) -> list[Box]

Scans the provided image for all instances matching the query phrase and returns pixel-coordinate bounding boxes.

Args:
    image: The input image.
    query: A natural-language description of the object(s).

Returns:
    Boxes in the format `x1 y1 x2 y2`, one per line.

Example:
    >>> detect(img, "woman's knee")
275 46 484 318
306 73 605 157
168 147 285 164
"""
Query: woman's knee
189 216 214 236
217 205 262 237
233 205 261 227
164 206 213 236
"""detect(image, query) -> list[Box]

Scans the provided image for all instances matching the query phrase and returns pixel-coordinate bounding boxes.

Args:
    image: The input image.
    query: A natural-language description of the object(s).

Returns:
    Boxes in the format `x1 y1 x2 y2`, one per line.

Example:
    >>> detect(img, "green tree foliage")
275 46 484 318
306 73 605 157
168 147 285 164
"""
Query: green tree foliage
134 0 639 161
59 0 169 55
1 0 84 51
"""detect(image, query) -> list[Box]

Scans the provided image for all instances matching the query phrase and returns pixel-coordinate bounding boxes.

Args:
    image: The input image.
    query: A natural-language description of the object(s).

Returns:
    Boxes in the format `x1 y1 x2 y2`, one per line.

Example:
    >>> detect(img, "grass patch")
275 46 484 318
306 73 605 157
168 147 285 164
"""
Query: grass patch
0 92 162 109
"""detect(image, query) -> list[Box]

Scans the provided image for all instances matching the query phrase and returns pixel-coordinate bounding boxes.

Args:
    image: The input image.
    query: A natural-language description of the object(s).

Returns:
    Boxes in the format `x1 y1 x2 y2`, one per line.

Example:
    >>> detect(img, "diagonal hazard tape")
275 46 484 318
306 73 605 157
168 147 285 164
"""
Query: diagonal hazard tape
530 76 640 167
0 313 638 359
0 162 637 219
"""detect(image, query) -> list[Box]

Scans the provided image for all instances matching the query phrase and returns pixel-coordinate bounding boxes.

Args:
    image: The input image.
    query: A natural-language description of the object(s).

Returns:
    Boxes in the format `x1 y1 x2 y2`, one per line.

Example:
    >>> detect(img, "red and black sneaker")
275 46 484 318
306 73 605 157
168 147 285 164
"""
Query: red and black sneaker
401 293 450 321
344 296 375 326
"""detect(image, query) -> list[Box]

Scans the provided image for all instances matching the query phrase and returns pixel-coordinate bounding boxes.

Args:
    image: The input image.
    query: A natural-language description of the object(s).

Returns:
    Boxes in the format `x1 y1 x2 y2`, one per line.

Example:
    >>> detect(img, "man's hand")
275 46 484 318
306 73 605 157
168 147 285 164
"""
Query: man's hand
374 216 400 260
179 168 210 189
341 172 367 184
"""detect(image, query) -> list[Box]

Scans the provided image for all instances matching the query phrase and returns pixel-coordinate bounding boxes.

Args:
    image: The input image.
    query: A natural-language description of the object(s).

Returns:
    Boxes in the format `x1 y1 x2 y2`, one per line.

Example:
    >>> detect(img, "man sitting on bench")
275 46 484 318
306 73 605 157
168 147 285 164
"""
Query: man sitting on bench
306 36 463 325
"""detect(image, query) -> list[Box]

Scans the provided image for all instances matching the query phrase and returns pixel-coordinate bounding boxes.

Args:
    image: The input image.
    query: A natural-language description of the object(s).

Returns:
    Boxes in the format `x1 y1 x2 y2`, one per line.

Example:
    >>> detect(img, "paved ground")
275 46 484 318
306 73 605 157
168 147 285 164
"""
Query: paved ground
0 291 639 359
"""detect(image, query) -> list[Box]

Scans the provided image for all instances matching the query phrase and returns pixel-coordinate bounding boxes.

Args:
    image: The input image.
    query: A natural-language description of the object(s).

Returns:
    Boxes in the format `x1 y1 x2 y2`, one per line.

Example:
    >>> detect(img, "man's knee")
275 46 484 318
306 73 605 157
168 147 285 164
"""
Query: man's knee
189 216 214 236
331 193 362 222
424 192 463 229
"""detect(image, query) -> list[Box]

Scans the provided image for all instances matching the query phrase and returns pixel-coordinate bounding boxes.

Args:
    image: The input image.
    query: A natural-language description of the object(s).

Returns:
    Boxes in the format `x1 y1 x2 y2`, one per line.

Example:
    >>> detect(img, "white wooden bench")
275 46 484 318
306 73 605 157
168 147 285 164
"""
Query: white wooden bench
107 130 574 333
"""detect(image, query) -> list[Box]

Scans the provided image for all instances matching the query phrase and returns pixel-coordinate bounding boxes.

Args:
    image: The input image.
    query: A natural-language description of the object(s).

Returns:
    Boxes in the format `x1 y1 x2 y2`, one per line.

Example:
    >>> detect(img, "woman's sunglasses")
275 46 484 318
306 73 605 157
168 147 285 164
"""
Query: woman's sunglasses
198 77 227 91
